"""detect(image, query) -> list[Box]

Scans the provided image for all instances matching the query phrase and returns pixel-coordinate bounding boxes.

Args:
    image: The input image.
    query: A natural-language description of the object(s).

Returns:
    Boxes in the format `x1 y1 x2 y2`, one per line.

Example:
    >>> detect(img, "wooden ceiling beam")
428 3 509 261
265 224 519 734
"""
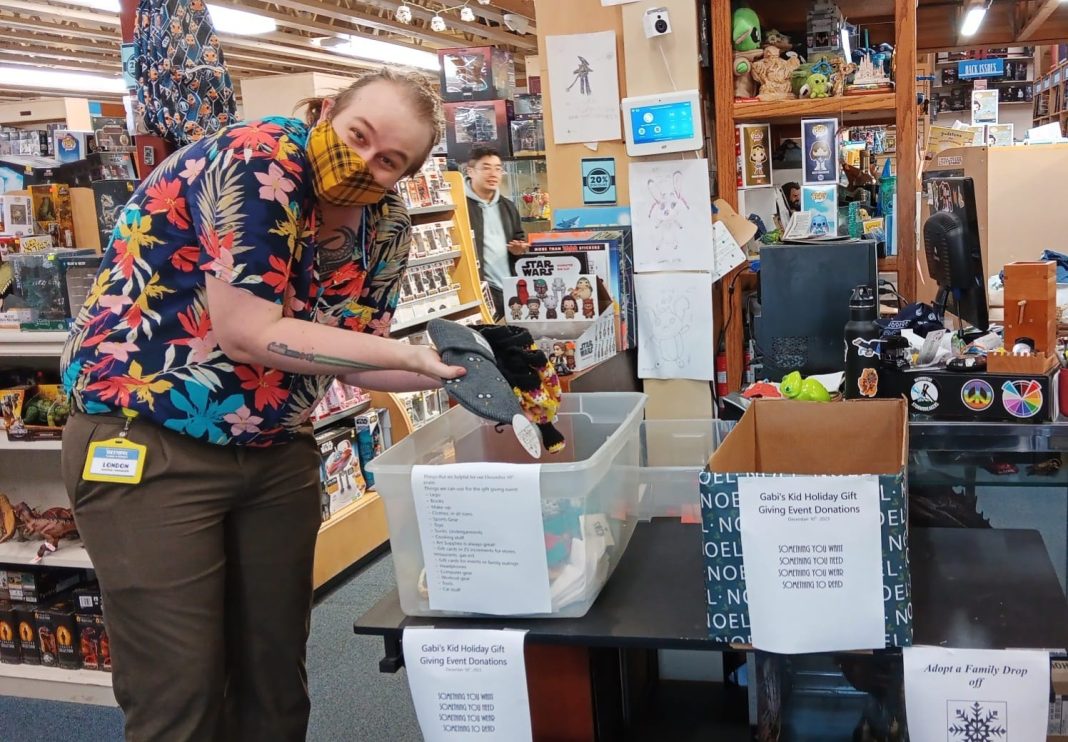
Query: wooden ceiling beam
1018 0 1060 40
332 0 533 49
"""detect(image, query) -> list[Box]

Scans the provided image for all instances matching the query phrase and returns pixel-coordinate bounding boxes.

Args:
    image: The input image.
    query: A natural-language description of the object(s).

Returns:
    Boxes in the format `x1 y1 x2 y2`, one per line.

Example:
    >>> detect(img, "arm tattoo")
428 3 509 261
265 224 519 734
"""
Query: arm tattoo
267 341 384 372
318 225 360 276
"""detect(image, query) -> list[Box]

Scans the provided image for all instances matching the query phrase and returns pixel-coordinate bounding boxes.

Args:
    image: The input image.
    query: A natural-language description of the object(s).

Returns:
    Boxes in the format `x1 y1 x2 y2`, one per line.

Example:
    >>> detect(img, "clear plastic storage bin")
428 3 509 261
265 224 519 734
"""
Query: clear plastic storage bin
367 392 646 618
638 419 736 522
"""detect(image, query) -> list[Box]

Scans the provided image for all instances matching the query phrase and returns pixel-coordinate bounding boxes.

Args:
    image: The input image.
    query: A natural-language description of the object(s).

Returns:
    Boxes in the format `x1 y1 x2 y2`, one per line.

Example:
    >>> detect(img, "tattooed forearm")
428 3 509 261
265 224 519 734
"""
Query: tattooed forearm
267 342 384 371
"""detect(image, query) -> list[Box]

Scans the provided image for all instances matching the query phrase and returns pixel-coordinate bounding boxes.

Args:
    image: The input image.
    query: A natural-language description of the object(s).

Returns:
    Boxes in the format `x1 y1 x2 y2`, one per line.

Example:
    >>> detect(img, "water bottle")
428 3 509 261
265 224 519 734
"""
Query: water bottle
844 284 881 399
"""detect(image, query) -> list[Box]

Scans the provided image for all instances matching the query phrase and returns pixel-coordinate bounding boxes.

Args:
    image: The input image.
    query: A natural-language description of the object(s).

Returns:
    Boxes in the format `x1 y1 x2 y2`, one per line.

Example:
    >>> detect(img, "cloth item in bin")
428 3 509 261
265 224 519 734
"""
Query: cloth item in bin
542 498 583 571
427 318 523 425
473 324 566 453
550 536 610 611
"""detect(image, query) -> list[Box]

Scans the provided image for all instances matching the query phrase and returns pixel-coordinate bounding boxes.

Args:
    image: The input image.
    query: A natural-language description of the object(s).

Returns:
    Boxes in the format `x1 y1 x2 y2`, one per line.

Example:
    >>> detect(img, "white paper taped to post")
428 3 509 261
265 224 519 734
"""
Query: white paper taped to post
737 474 886 653
405 628 533 742
903 646 1049 742
635 271 715 381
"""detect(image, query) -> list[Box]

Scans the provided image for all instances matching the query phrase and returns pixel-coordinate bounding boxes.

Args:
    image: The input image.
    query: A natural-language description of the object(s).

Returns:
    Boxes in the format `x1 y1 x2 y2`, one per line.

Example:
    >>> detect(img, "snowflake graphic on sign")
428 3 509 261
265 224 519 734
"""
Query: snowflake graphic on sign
947 701 1007 741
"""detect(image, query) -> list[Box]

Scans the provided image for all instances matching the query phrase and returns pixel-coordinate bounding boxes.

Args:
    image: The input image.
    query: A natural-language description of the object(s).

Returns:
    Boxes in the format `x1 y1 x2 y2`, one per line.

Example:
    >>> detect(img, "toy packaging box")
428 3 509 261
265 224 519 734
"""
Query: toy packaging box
90 179 137 249
316 426 367 520
801 184 838 236
354 410 386 489
35 599 79 668
0 194 33 236
0 155 62 190
444 100 512 163
513 93 543 120
510 119 545 157
57 253 104 319
801 118 839 185
1 568 83 605
0 601 19 664
52 130 93 164
502 273 600 322
57 152 137 187
736 124 773 189
14 604 40 664
438 46 516 102
29 183 75 248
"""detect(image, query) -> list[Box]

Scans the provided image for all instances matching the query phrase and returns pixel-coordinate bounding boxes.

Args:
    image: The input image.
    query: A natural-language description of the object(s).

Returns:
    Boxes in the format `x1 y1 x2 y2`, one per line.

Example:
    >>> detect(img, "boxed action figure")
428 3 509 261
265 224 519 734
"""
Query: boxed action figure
29 183 75 248
0 194 33 236
75 613 109 671
14 604 40 664
90 179 137 249
354 410 385 489
0 601 19 664
35 599 79 668
444 100 512 163
58 152 136 187
52 130 93 164
438 46 516 102
316 426 367 519
510 119 545 157
2 567 83 604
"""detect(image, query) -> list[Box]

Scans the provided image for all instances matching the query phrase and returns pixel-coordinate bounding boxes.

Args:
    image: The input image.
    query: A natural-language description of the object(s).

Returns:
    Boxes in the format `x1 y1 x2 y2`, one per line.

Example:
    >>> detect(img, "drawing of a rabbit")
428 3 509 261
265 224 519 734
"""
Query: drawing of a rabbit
647 172 690 253
651 294 691 367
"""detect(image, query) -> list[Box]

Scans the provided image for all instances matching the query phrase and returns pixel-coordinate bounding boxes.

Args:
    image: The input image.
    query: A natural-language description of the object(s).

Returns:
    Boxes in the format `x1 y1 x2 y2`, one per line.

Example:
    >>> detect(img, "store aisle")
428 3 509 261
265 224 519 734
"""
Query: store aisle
0 552 422 742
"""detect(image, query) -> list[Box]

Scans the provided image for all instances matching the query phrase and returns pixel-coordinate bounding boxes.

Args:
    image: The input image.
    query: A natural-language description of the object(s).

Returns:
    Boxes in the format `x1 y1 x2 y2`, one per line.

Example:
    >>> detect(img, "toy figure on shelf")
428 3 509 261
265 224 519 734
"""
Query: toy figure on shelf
801 73 831 98
764 29 792 52
847 51 893 94
537 189 551 221
752 46 800 101
830 56 857 96
732 8 763 99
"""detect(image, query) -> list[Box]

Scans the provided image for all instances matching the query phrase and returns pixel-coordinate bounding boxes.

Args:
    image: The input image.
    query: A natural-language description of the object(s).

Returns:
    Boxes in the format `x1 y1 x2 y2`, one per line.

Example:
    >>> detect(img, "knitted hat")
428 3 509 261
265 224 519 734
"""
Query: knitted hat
426 319 523 425
473 324 566 454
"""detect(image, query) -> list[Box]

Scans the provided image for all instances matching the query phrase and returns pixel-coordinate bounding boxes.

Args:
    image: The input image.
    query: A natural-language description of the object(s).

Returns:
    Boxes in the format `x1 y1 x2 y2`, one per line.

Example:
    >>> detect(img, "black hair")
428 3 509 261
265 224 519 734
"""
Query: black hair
508 296 522 306
526 297 541 306
468 146 502 163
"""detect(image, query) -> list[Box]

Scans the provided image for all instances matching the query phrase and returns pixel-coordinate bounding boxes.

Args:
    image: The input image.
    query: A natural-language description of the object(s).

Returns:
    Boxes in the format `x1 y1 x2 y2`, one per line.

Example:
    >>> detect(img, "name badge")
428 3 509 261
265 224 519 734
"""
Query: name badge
82 438 147 484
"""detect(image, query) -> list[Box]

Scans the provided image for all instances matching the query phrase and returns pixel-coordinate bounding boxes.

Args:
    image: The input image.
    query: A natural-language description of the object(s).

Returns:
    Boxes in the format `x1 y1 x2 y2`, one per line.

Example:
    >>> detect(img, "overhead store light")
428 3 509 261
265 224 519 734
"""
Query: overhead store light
61 0 277 35
960 2 989 37
0 66 125 93
314 34 440 71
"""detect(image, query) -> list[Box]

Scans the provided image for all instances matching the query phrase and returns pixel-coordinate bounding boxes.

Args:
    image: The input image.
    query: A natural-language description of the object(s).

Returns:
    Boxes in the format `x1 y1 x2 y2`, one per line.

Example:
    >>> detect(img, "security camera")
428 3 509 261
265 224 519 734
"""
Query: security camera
503 13 531 35
643 7 672 38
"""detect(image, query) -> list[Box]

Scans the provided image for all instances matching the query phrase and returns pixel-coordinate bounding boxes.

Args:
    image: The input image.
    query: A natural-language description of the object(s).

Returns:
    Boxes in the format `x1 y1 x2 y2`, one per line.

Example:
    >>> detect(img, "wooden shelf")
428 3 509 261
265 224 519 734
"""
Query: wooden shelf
733 93 896 122
879 256 898 272
391 299 483 333
407 249 462 268
0 662 115 707
408 203 455 217
0 330 68 357
313 491 388 589
0 537 93 569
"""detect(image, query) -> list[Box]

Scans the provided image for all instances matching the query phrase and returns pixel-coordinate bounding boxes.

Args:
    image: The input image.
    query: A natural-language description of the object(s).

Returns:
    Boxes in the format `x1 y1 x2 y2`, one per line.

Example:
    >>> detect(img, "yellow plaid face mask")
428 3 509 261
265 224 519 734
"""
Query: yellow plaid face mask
307 120 388 207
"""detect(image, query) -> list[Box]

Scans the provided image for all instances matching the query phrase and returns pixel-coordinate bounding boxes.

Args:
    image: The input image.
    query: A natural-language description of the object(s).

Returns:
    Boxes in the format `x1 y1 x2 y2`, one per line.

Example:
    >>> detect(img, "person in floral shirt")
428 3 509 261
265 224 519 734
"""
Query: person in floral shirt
60 68 463 742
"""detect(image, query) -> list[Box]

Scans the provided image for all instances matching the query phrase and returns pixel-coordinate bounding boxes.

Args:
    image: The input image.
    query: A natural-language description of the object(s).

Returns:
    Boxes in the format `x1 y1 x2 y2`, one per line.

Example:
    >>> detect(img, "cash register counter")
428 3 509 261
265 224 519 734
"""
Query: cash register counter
353 420 1068 741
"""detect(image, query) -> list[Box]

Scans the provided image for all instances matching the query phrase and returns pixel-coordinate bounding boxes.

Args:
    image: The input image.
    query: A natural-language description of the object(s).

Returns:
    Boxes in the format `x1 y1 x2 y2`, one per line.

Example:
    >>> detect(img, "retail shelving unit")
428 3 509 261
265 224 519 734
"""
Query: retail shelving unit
711 0 917 392
1034 56 1068 134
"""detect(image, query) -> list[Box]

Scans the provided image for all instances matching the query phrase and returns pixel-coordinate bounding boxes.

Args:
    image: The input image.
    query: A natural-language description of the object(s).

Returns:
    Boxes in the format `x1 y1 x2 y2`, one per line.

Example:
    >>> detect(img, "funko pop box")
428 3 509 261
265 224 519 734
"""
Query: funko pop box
444 100 513 163
438 46 516 102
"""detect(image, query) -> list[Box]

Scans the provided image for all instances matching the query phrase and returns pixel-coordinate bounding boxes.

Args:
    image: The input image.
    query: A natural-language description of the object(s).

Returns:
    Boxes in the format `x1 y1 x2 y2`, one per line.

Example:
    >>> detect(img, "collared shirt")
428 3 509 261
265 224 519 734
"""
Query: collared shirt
62 116 410 446
464 180 508 290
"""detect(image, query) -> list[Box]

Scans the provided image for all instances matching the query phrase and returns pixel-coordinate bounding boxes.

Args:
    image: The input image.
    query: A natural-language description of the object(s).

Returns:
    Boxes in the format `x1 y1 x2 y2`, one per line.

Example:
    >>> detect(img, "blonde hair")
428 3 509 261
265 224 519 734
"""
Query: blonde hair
297 67 444 176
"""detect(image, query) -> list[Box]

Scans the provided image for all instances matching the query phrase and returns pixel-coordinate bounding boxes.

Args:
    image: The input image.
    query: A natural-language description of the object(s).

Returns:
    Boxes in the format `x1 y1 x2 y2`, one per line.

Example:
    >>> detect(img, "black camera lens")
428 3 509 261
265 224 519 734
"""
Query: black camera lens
654 17 667 33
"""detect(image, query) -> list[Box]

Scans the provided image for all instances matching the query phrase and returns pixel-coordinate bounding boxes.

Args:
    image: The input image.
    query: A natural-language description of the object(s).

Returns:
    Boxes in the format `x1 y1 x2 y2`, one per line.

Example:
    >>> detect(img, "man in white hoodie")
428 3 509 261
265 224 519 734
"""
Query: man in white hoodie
464 146 527 318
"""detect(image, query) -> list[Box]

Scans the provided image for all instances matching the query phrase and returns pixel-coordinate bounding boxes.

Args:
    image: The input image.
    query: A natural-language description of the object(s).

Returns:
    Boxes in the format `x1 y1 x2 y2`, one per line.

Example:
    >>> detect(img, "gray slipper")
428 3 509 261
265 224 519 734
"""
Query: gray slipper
427 319 523 425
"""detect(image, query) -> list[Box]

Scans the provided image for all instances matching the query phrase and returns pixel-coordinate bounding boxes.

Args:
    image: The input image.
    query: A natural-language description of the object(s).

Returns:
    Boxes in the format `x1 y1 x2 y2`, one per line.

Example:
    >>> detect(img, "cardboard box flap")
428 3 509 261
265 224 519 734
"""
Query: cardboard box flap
710 399 908 476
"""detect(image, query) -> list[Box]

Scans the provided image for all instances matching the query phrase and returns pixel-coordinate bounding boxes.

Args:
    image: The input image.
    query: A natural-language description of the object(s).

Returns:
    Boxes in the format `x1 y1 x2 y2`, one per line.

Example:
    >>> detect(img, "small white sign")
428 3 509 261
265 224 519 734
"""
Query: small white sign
405 628 533 742
412 463 551 615
903 646 1049 742
709 221 747 283
737 474 885 653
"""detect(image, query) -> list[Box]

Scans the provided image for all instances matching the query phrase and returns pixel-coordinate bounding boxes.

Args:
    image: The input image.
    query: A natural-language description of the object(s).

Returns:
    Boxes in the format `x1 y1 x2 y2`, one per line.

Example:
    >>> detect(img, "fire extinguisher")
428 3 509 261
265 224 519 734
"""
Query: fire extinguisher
715 346 729 400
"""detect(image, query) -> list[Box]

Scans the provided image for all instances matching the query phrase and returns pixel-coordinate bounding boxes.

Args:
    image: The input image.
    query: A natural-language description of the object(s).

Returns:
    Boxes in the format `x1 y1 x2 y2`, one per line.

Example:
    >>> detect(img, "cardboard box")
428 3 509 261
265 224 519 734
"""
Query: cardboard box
73 585 103 615
513 93 543 120
13 604 40 664
90 179 137 248
75 613 108 671
0 194 33 236
882 367 1059 423
29 183 75 248
1 568 84 604
438 46 516 102
510 278 617 373
700 399 912 649
56 253 103 318
0 601 19 664
444 100 512 162
0 155 62 190
57 152 136 187
354 410 385 489
69 186 100 251
7 250 72 320
316 426 367 519
35 599 79 668
52 130 93 164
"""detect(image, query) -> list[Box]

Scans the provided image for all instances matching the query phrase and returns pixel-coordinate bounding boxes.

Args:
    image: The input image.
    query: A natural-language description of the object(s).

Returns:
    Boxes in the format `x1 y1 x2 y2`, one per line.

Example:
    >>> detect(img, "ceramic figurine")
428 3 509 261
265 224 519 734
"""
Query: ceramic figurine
752 45 800 101
829 57 857 97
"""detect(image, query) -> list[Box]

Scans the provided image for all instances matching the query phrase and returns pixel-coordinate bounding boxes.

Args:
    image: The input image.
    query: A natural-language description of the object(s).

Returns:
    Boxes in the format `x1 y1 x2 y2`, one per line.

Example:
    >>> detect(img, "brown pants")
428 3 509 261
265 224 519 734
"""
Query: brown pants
61 412 322 742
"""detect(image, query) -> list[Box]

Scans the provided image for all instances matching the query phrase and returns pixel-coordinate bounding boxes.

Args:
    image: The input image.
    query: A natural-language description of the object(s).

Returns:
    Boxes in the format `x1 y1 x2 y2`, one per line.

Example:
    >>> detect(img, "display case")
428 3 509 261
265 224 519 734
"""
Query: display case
500 157 549 234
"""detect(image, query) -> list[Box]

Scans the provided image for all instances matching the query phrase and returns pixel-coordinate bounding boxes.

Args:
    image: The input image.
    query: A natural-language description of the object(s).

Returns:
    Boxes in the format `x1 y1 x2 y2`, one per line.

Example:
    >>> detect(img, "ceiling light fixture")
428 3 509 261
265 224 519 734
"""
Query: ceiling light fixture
459 6 475 22
430 14 447 32
0 66 125 94
312 35 440 71
395 4 413 23
960 2 989 37
59 0 277 35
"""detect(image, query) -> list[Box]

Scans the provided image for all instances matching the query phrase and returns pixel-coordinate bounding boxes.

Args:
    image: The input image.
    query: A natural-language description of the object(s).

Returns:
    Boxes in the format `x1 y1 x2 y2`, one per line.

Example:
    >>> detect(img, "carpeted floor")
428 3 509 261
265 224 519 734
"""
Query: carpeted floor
0 552 422 742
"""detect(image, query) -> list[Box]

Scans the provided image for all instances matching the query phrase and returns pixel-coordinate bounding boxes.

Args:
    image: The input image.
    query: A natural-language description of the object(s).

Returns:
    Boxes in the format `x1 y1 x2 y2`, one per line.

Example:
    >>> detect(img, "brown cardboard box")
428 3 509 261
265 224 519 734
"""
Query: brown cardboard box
69 187 101 252
0 601 19 664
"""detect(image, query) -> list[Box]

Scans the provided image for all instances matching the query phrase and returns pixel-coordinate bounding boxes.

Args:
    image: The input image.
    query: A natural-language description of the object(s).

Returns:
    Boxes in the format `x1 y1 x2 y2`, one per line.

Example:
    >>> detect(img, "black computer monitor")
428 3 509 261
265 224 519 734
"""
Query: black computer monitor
922 176 988 333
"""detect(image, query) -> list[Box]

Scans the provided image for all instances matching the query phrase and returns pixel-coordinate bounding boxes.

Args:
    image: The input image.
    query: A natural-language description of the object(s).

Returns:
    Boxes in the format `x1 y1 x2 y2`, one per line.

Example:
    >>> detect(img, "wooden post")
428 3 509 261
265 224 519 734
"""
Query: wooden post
895 0 918 301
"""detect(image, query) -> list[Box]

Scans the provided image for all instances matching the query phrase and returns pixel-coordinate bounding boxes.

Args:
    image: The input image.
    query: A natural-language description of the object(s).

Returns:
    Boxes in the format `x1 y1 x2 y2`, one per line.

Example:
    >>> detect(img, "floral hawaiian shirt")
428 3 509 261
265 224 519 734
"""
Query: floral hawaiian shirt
61 116 410 446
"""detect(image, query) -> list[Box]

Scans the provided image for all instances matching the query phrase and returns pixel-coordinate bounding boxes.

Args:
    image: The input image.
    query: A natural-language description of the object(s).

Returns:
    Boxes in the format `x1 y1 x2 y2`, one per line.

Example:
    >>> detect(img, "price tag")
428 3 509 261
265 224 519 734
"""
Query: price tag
82 438 147 484
512 414 542 459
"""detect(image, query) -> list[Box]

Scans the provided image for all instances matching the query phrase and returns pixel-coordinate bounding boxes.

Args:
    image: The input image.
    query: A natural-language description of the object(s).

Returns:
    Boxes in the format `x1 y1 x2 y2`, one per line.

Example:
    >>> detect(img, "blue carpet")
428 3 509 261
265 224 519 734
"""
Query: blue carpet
0 552 421 742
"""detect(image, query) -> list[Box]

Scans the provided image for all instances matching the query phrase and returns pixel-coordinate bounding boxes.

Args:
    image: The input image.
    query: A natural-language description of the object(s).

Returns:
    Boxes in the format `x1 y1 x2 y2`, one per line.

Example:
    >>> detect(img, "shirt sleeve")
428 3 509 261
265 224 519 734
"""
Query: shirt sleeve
187 121 308 304
360 192 412 336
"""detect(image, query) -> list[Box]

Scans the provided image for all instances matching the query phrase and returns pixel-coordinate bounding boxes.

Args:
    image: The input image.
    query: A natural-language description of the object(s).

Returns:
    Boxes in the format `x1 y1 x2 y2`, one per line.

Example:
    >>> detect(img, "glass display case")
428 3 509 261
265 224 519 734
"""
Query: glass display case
500 157 550 235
